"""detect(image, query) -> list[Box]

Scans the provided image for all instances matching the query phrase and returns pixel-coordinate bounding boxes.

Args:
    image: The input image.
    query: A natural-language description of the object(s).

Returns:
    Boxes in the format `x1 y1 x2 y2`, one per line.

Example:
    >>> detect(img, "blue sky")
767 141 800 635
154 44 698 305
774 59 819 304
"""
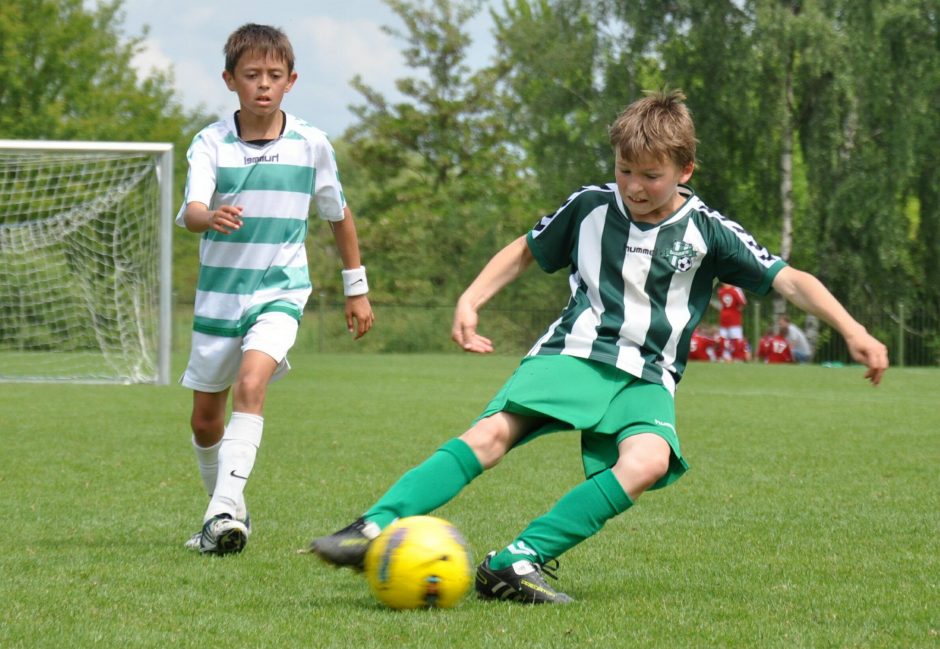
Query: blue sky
119 0 495 137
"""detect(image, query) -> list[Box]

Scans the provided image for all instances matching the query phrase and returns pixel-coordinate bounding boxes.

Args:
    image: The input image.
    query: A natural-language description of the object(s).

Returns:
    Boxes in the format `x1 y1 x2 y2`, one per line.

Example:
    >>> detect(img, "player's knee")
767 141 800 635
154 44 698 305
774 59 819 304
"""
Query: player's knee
643 452 671 484
614 448 670 492
460 420 511 470
190 411 223 439
232 375 267 411
638 453 670 488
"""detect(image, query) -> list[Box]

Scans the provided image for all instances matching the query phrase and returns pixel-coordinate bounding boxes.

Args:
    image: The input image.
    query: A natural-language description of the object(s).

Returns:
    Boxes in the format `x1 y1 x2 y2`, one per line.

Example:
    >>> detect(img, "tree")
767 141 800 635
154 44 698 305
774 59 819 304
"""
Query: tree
491 0 617 198
326 0 547 311
877 0 940 317
780 0 924 314
0 0 200 143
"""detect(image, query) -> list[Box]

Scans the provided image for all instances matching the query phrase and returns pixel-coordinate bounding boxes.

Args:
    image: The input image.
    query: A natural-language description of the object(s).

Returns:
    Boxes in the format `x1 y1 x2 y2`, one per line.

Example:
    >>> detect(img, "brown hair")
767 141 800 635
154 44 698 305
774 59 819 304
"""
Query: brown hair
608 89 697 168
224 23 295 74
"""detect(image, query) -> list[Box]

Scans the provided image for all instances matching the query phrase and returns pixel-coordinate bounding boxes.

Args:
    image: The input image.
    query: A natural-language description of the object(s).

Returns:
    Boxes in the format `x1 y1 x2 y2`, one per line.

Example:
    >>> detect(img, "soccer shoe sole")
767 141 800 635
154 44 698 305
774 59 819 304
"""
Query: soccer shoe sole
302 538 368 571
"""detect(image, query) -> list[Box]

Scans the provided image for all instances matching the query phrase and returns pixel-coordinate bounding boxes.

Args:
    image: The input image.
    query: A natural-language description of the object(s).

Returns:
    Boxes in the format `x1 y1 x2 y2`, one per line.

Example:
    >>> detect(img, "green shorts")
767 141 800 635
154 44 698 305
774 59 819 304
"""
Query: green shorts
475 354 688 490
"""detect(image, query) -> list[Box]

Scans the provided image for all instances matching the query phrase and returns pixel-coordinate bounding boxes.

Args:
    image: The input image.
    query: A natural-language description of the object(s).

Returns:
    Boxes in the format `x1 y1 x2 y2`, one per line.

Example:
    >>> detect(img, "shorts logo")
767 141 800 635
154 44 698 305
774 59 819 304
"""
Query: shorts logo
655 419 677 434
666 240 696 272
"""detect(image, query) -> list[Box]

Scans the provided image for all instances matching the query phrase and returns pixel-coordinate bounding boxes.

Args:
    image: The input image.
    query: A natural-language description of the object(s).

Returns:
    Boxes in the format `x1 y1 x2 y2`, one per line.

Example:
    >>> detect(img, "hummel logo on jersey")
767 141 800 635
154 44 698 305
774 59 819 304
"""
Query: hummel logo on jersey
244 153 280 165
625 244 657 256
624 240 698 272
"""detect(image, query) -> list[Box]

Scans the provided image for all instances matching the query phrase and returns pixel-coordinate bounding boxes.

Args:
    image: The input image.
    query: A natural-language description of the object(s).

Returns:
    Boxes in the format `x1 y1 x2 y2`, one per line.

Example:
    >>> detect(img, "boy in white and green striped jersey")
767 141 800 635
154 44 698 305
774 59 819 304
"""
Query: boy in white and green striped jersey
307 90 888 603
177 23 374 555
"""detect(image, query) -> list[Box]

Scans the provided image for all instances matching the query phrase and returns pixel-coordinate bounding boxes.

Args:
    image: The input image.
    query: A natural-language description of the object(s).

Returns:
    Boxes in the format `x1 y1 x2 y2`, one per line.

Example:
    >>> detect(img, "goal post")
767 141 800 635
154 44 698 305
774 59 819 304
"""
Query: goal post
0 140 173 384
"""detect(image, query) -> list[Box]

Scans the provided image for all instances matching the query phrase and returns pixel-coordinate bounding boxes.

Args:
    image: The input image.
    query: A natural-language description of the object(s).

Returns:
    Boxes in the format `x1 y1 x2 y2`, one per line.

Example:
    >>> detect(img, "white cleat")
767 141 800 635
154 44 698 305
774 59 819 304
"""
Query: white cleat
184 512 251 551
199 514 249 555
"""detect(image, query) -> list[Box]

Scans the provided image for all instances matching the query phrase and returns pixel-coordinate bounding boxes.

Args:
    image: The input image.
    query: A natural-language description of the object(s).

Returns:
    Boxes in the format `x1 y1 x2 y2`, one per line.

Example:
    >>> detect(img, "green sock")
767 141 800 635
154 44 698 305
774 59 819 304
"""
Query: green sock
364 438 483 529
489 469 633 570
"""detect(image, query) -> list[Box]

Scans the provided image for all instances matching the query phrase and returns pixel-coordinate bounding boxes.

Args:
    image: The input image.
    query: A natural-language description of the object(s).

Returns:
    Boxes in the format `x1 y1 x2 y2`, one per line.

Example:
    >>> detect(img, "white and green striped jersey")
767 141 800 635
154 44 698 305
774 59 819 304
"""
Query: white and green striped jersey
526 183 786 394
176 112 346 337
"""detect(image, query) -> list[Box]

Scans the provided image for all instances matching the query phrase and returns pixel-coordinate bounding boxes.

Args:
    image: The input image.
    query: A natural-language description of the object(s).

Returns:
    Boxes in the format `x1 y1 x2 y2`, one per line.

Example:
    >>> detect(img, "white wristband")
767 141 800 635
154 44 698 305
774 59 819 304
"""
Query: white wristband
341 266 369 296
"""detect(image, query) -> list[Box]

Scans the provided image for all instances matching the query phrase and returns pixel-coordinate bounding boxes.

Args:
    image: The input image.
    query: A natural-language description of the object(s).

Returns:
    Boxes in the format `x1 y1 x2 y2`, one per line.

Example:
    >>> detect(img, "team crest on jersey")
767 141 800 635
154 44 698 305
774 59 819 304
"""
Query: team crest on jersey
666 240 696 272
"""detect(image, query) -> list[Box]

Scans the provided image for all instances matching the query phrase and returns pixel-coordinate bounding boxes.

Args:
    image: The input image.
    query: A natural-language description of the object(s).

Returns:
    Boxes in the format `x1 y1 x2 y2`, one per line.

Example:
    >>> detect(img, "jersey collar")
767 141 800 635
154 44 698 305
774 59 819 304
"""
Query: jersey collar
229 110 288 147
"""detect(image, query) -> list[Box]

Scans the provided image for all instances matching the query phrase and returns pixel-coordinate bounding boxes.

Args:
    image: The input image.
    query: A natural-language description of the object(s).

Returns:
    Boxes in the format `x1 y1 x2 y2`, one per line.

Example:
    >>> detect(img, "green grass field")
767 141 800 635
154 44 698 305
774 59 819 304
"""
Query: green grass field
1 355 937 648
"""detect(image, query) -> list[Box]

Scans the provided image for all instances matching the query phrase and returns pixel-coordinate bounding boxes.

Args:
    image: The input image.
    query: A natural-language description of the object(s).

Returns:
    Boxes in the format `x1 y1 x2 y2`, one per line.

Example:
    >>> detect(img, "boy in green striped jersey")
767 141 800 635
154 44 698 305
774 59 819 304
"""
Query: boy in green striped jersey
306 90 887 602
178 24 374 555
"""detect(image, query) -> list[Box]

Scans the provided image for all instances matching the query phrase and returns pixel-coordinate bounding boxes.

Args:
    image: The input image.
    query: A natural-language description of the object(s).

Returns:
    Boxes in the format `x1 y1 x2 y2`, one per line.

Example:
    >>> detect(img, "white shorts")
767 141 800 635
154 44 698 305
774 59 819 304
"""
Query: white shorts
180 311 299 392
719 325 744 340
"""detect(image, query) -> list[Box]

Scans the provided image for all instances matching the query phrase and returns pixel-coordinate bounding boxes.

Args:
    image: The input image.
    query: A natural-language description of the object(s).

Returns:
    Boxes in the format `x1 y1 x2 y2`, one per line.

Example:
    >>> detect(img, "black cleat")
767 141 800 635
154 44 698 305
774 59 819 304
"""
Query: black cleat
302 517 381 570
475 551 574 604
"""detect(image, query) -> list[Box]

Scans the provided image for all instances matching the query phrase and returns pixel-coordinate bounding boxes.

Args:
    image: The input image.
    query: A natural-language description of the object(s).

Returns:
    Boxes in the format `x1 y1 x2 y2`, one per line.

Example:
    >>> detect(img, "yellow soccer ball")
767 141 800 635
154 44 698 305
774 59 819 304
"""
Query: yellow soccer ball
364 516 473 609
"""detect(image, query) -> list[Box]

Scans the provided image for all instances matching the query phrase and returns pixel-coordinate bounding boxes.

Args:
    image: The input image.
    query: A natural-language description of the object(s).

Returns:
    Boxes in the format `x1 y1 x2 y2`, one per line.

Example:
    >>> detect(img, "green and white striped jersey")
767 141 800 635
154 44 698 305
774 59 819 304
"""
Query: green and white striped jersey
176 112 346 337
526 183 787 394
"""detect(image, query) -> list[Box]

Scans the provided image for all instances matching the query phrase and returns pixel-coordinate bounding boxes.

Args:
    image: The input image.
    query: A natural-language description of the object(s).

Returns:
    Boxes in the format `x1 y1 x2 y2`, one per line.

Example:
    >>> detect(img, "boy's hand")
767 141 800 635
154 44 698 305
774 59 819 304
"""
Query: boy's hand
208 205 243 234
345 295 374 340
846 330 889 386
452 300 493 354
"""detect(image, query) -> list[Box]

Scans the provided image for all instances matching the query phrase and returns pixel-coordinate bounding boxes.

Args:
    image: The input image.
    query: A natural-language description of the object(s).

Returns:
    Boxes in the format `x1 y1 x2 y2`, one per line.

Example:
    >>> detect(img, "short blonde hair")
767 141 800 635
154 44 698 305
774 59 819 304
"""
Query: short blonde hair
608 90 697 168
224 23 295 74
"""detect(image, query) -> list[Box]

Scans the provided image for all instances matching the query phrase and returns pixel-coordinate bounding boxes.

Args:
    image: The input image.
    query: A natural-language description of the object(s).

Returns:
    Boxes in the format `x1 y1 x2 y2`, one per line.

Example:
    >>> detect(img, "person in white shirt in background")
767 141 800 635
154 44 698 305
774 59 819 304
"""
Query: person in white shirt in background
778 314 813 363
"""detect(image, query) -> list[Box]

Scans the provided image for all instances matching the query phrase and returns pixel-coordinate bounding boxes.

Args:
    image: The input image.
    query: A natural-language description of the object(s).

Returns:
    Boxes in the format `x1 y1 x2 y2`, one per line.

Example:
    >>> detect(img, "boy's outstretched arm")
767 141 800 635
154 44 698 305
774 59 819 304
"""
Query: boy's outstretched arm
330 206 374 339
772 266 889 385
452 235 534 353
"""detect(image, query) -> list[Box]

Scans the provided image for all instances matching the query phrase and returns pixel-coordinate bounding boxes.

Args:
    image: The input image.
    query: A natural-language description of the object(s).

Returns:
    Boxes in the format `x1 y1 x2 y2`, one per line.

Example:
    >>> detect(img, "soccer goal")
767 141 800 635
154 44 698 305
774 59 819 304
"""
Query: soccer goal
0 140 172 384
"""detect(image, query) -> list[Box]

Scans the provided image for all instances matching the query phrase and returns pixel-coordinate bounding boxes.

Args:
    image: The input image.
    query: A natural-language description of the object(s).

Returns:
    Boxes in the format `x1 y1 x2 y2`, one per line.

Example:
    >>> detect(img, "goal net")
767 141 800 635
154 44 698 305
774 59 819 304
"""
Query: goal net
0 141 172 384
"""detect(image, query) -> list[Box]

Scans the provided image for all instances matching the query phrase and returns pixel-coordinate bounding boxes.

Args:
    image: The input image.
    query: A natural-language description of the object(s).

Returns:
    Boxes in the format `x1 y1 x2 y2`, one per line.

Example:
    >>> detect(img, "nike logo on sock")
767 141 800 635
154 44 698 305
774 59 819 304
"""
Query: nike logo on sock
229 470 249 480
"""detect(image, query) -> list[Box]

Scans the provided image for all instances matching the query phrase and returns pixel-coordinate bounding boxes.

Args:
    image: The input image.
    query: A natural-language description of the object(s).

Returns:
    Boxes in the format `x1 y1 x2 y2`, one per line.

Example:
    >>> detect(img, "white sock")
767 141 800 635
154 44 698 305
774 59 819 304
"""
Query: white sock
193 436 220 497
204 412 263 522
193 436 248 521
